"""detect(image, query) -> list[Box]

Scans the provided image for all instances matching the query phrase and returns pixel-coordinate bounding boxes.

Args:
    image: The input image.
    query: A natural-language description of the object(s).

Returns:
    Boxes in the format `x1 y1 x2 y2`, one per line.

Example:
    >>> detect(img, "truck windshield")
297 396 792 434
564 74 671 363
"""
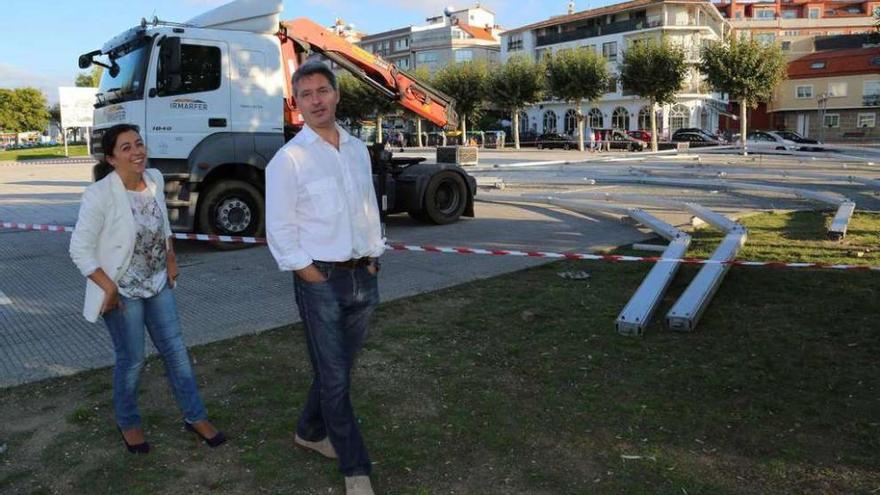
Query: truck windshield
95 39 151 108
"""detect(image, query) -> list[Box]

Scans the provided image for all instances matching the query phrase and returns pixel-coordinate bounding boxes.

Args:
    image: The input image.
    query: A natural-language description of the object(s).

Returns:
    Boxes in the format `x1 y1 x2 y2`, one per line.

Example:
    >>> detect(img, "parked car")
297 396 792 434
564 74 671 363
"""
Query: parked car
594 129 647 152
767 130 823 151
626 130 652 142
672 128 722 143
745 130 798 151
535 133 578 150
671 131 724 148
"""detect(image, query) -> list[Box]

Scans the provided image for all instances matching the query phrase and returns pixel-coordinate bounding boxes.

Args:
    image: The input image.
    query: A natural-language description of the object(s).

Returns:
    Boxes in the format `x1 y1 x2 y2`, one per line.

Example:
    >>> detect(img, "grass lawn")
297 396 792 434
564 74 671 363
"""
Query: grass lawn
1 211 877 494
0 145 89 161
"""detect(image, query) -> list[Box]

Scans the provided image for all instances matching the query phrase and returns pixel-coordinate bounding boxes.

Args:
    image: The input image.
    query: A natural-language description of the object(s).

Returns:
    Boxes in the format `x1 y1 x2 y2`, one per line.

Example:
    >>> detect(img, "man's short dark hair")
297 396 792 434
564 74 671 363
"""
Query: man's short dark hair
292 61 338 96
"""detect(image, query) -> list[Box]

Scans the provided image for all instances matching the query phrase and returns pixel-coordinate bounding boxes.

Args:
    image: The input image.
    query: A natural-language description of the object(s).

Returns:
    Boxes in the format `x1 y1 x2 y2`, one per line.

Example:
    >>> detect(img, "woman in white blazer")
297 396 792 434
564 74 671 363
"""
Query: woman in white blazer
69 124 225 454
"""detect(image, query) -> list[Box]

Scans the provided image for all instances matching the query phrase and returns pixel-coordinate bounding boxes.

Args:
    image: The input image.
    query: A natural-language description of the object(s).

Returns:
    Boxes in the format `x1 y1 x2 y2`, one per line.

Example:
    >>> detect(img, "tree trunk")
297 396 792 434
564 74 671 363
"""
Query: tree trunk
650 100 658 152
513 109 521 150
377 115 383 144
576 107 585 152
739 101 747 156
461 114 467 145
416 118 423 147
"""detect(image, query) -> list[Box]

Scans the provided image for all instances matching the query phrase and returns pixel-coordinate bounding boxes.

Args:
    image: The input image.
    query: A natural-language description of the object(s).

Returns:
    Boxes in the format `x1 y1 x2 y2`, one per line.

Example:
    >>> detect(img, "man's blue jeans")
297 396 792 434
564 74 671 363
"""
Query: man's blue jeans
294 261 379 477
102 285 208 430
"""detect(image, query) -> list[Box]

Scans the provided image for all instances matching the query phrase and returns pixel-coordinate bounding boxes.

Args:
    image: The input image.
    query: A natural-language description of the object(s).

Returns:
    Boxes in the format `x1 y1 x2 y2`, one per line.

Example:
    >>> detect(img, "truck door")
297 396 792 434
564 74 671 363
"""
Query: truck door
145 37 231 162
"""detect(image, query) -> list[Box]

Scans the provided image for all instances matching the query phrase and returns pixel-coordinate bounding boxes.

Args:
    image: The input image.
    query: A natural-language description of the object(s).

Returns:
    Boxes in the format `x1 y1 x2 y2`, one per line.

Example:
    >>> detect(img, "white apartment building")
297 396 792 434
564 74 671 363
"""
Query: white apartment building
357 5 502 75
501 0 731 137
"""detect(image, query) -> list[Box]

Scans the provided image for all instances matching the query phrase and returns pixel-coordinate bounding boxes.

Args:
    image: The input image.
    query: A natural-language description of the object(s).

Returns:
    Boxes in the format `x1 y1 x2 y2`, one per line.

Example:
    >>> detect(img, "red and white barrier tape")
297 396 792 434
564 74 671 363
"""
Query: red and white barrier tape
3 220 878 272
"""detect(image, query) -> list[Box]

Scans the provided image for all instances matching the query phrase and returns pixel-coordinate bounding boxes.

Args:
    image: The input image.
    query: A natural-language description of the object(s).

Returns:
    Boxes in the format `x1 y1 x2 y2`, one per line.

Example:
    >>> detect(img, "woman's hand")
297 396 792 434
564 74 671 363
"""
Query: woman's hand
167 237 179 286
167 255 180 286
101 284 122 315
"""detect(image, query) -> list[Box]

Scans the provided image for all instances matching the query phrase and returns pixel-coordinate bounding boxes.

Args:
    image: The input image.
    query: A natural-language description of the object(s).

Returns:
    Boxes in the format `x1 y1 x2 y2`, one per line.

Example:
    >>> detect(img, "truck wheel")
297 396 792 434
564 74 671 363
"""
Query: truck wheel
197 179 264 247
417 171 467 225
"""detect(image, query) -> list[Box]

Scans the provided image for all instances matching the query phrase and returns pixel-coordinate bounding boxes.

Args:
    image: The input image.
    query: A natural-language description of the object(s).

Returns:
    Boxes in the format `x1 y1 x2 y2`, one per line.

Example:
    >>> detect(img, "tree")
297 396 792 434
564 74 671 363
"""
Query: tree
0 88 50 135
486 55 545 149
545 48 609 151
699 38 787 154
75 67 103 87
433 60 489 140
619 39 688 151
334 73 395 143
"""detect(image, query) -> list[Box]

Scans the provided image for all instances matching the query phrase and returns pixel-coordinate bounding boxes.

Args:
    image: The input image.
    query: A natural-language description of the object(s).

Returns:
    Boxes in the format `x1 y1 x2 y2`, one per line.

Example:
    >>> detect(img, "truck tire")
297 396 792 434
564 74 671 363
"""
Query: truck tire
197 179 264 247
413 171 468 225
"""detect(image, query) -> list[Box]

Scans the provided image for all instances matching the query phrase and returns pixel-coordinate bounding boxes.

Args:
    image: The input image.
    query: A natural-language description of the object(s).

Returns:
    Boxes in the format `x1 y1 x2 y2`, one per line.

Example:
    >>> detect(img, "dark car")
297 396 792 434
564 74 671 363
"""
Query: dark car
536 133 578 150
672 128 721 143
671 131 724 148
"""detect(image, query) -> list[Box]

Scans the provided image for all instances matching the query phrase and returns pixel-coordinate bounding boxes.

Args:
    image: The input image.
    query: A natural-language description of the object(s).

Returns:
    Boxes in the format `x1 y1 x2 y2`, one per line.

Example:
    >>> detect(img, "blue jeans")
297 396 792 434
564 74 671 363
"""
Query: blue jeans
102 285 208 429
294 261 379 476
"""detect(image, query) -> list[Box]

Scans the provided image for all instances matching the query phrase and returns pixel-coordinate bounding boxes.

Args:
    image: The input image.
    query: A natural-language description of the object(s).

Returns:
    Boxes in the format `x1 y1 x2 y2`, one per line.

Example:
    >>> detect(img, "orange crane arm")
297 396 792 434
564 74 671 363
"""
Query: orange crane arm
278 17 458 130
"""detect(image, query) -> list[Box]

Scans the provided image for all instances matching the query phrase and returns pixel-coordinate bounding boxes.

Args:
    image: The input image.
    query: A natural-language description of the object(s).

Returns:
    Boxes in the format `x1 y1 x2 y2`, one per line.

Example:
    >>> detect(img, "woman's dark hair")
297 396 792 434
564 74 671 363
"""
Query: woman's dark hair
101 123 141 159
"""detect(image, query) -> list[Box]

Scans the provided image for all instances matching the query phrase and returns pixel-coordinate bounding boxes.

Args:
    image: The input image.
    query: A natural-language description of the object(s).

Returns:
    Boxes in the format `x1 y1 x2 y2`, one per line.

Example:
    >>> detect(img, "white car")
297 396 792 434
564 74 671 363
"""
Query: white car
745 131 798 151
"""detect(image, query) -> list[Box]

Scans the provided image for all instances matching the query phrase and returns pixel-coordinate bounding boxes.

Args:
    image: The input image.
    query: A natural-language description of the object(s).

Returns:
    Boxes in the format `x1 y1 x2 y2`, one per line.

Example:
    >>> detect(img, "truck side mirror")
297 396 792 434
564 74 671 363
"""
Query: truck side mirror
159 37 183 95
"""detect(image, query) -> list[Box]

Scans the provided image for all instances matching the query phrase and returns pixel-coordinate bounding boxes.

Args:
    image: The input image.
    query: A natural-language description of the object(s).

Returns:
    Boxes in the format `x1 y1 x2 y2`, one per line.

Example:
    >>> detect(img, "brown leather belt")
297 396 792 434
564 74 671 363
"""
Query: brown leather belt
318 258 371 269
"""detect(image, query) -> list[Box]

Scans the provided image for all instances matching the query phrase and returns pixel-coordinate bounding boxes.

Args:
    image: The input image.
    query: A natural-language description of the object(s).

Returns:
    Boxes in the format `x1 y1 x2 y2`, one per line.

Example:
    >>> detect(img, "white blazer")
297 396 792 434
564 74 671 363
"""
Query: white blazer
69 168 172 322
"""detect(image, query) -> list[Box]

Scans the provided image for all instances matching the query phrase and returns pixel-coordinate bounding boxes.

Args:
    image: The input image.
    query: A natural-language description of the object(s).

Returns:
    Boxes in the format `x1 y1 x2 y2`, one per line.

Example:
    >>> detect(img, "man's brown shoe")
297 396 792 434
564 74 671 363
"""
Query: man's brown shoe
294 434 338 459
345 475 374 495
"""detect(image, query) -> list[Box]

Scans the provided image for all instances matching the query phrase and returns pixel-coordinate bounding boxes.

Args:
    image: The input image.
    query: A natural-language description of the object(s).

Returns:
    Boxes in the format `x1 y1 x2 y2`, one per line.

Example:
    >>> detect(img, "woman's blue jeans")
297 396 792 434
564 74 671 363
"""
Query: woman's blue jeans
102 285 208 429
294 261 379 477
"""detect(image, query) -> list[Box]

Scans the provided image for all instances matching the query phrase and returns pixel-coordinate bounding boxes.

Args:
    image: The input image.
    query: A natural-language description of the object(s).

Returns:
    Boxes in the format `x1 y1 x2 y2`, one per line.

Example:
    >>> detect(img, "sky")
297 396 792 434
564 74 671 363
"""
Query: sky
0 0 608 104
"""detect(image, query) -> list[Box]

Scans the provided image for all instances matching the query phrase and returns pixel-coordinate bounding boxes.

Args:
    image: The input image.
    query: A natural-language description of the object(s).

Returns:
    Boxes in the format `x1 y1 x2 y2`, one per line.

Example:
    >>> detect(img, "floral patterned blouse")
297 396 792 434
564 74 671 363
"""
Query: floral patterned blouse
117 188 168 298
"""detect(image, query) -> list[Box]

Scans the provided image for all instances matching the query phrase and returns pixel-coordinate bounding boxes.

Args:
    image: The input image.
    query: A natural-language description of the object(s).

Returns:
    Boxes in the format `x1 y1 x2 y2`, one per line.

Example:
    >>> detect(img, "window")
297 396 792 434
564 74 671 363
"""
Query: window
455 50 473 63
827 82 847 97
810 61 826 69
864 80 880 106
519 111 530 134
606 75 618 94
396 58 410 69
783 30 800 36
543 110 558 133
394 38 409 51
735 11 743 19
755 9 775 19
602 42 617 61
611 107 630 130
157 43 221 97
809 8 820 18
755 33 776 45
781 41 791 51
638 106 653 130
588 108 603 129
796 85 813 98
507 33 523 52
857 113 876 128
564 109 578 135
670 104 690 132
416 51 439 63
823 113 840 128
781 10 798 19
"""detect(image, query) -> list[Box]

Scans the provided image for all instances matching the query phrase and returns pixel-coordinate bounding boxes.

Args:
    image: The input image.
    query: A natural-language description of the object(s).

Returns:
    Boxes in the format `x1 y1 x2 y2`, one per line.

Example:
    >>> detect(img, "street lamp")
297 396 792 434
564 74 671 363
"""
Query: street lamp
817 92 828 143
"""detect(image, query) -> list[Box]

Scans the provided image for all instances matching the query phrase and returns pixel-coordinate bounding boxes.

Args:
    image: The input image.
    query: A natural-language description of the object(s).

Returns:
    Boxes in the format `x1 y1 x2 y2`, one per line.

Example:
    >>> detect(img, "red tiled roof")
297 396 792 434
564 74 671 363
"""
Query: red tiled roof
788 46 880 78
457 23 497 41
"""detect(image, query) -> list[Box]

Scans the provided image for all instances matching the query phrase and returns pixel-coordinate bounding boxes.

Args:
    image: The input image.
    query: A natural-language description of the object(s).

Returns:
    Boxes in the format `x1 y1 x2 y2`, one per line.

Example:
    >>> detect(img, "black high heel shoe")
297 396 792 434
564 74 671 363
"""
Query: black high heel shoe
118 427 150 454
184 421 227 448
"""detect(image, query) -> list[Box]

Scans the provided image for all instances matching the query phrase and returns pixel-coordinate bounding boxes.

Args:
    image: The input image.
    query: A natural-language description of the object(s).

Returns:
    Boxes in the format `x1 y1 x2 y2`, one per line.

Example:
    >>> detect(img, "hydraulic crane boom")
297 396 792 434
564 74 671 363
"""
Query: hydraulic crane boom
278 18 459 132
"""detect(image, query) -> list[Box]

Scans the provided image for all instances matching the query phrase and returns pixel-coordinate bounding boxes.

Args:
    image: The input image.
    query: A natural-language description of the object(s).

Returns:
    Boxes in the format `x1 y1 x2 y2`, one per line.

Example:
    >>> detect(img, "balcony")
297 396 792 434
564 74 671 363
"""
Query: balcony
536 18 647 47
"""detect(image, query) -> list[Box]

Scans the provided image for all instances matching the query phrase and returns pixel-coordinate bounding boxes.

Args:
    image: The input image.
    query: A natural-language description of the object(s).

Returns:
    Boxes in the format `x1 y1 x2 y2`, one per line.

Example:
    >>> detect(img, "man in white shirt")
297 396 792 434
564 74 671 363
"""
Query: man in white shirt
265 61 383 495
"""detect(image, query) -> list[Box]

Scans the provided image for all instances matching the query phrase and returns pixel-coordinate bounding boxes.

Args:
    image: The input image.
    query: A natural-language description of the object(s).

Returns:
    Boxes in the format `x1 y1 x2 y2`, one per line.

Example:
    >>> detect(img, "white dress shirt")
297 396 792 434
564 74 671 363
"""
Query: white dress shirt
265 124 385 271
